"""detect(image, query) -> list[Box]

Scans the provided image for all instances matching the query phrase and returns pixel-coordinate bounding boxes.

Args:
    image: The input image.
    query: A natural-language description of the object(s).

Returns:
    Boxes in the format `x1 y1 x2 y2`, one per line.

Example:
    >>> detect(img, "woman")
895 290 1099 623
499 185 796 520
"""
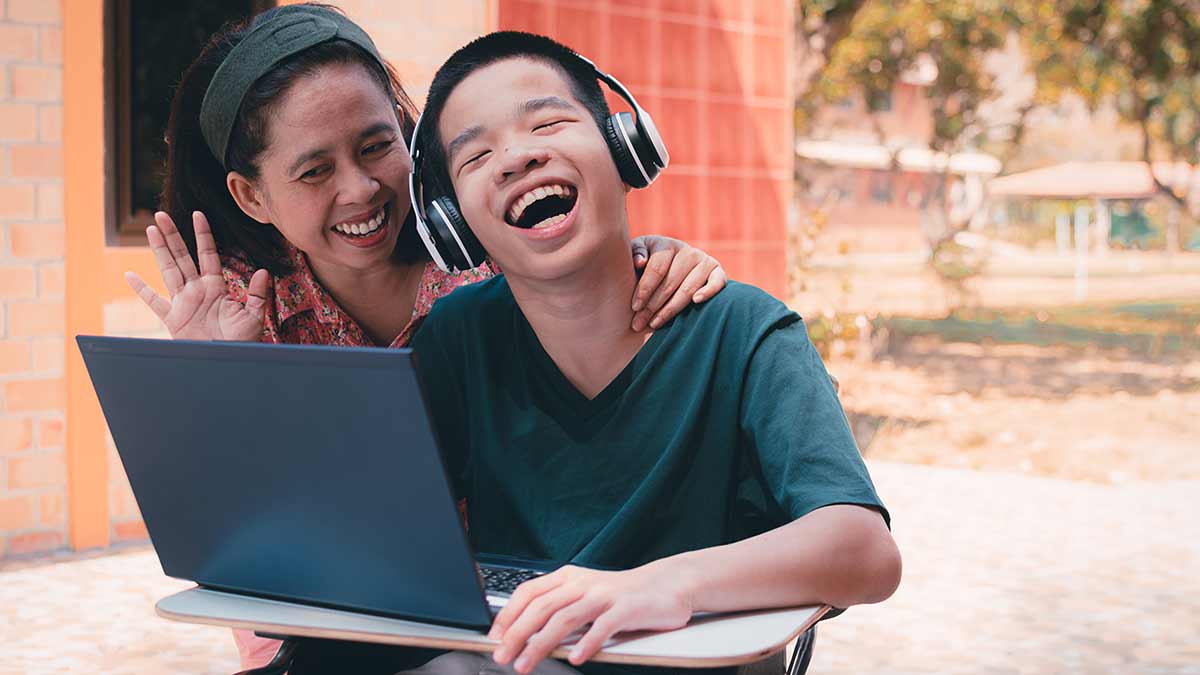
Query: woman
126 4 727 671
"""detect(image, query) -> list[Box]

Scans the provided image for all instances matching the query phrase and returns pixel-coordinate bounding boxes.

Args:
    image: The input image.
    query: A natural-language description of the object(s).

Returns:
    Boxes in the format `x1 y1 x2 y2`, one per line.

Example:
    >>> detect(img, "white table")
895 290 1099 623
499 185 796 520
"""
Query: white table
157 587 829 668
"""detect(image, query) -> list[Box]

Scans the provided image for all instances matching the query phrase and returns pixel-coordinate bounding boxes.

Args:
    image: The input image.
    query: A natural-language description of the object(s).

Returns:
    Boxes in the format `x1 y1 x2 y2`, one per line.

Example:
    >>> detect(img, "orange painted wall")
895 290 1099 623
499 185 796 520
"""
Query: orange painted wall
498 0 794 297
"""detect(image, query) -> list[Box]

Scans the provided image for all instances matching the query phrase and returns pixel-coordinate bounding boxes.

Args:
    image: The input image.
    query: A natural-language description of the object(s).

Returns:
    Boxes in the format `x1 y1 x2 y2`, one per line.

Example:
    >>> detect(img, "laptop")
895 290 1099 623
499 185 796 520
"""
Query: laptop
76 335 557 631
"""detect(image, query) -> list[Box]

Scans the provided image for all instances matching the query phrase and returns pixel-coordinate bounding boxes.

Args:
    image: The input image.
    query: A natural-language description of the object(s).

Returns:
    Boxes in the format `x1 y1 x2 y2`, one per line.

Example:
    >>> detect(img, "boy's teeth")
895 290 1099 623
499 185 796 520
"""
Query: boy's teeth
510 184 574 223
531 213 568 229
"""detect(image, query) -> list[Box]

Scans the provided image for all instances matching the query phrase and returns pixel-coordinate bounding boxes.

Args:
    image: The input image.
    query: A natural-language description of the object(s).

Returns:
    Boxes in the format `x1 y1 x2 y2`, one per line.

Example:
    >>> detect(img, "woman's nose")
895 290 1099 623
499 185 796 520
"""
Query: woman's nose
338 167 381 204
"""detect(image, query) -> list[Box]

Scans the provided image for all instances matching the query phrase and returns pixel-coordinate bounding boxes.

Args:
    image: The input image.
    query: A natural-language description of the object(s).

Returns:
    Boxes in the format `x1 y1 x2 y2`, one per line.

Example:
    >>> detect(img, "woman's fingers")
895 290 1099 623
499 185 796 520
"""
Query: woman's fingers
193 211 222 278
630 246 675 313
125 272 172 321
631 239 649 269
146 225 186 298
632 249 693 331
646 257 715 329
693 263 727 302
154 211 200 282
243 269 271 319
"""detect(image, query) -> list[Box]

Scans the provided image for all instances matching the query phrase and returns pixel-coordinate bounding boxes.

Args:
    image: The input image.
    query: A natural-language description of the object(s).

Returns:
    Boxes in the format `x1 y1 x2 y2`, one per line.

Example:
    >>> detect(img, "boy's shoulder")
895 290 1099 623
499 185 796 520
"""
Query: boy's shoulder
677 280 798 333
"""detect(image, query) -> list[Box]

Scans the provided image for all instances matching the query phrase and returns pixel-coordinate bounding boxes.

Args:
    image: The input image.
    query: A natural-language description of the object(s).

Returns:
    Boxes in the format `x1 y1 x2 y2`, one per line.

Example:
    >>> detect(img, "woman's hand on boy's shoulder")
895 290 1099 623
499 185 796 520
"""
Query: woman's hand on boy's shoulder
488 561 694 674
629 236 726 332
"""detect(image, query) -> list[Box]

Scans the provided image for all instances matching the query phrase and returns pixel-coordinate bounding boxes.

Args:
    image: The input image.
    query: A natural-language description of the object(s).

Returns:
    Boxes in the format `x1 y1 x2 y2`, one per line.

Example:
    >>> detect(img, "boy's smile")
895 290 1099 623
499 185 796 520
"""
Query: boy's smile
438 58 628 281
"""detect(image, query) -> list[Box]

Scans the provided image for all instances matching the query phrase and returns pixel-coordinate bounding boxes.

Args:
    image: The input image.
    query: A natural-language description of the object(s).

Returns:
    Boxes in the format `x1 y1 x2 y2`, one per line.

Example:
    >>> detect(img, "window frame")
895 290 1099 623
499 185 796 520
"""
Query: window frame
104 0 274 246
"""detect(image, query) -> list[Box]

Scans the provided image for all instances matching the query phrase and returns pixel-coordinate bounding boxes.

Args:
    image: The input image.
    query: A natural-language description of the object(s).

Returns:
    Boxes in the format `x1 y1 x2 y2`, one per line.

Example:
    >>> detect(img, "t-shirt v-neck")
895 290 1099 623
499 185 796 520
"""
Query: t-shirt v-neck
516 311 667 424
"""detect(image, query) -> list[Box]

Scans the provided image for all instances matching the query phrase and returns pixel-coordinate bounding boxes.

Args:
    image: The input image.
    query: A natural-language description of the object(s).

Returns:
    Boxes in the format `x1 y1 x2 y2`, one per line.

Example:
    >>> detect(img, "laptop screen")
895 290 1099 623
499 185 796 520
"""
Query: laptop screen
78 336 493 629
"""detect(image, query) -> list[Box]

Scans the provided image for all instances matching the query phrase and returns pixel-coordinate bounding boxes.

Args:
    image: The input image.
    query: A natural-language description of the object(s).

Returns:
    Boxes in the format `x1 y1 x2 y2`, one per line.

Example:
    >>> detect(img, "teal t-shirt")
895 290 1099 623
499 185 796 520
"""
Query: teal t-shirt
411 277 888 573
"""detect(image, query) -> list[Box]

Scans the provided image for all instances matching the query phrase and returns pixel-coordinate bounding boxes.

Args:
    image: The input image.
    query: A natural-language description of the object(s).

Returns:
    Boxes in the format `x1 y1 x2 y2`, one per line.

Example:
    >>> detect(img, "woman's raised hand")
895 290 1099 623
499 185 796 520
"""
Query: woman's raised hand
125 211 270 342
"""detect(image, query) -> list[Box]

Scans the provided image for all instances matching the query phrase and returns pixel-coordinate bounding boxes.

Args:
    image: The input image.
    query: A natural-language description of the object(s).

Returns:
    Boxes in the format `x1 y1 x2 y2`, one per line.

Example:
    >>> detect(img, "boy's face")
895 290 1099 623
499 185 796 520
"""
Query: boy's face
438 58 628 282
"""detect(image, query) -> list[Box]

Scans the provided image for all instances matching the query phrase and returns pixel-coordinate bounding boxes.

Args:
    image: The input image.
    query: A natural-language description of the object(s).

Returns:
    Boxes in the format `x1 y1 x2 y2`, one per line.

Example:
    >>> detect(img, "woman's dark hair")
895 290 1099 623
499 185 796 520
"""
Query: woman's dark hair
161 4 428 276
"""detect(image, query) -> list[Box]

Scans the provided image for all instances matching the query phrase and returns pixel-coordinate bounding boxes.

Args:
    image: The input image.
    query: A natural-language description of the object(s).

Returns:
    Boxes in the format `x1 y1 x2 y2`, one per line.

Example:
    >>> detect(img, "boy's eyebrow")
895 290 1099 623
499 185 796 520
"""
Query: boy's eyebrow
445 96 577 166
446 125 485 166
521 95 574 115
287 122 397 175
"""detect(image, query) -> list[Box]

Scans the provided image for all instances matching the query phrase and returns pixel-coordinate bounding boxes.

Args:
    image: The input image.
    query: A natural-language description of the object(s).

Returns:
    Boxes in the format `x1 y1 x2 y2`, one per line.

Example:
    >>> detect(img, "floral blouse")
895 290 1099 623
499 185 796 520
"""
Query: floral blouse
221 243 492 348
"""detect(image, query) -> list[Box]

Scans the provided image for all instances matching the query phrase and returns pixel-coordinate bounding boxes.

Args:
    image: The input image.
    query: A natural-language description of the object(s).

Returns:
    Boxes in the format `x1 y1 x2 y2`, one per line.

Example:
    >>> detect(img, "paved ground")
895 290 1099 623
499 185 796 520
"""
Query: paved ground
3 460 1198 674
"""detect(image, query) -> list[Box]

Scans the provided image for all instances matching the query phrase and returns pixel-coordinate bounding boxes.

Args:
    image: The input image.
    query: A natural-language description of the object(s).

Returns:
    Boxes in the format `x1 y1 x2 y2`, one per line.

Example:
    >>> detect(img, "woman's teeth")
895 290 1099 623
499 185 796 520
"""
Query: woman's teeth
532 213 568 229
333 208 385 236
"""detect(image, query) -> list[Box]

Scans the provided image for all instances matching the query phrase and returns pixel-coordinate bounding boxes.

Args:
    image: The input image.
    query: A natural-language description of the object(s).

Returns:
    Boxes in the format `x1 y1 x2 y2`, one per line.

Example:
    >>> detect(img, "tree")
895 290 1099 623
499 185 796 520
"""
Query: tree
800 0 1034 303
1029 0 1200 252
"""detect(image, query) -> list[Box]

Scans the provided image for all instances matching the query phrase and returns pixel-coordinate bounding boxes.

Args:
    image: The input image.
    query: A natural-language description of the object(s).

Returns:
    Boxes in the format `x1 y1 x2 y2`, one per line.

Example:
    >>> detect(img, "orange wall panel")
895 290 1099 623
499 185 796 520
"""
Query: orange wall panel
498 0 793 297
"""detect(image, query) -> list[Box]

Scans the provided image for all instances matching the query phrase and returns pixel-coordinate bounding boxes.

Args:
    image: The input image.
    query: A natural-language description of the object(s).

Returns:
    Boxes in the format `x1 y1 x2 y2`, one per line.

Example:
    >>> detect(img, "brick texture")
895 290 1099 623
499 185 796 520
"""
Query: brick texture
0 417 33 453
0 2 65 562
0 103 38 141
10 65 60 101
9 221 64 258
6 0 61 24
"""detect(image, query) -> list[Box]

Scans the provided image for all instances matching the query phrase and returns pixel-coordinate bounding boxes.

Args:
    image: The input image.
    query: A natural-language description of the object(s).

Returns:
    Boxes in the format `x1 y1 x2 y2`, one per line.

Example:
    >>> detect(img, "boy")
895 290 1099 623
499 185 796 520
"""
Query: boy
407 32 900 675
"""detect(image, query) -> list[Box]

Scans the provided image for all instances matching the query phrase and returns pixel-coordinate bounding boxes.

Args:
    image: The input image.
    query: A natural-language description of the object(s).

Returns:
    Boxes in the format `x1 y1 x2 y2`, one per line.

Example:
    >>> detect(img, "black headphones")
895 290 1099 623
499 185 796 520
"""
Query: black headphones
408 54 670 273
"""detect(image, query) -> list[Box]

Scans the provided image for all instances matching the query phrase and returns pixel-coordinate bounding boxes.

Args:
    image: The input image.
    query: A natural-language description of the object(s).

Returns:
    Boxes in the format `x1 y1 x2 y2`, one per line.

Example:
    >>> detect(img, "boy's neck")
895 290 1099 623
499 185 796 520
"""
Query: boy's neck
506 236 652 400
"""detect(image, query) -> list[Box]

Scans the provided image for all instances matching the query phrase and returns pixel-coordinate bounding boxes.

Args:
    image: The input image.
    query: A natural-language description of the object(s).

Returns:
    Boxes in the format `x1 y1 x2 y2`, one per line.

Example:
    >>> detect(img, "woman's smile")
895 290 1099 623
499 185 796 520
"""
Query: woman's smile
330 202 394 249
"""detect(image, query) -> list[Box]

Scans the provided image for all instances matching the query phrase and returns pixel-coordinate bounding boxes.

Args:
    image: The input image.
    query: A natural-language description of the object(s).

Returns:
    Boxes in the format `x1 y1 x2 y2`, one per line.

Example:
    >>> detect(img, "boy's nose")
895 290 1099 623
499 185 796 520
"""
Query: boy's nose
496 146 550 183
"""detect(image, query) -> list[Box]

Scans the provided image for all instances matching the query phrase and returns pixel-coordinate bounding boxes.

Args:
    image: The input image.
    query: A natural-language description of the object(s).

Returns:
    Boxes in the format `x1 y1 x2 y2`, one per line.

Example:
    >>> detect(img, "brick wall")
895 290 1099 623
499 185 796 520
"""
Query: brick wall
499 0 793 297
0 0 66 558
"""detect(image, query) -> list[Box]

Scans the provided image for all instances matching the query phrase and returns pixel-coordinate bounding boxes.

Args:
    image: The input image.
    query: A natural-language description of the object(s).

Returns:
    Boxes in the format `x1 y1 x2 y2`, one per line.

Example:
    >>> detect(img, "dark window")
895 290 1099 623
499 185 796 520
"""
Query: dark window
869 170 893 204
106 0 273 244
866 90 893 113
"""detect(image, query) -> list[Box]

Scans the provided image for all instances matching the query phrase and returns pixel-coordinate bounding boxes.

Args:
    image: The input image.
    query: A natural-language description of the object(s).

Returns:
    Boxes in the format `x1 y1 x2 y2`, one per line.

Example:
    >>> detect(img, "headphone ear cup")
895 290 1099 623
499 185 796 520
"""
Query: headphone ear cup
427 195 488 271
604 113 650 189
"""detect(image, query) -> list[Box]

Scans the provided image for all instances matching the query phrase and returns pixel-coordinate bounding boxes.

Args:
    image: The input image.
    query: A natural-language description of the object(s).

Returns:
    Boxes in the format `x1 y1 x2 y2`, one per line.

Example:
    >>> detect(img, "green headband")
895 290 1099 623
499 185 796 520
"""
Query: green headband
199 6 387 167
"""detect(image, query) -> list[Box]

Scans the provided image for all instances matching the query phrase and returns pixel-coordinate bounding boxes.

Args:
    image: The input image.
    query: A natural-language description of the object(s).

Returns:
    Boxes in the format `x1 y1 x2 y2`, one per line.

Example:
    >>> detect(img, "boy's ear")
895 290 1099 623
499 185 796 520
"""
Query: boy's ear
226 172 271 224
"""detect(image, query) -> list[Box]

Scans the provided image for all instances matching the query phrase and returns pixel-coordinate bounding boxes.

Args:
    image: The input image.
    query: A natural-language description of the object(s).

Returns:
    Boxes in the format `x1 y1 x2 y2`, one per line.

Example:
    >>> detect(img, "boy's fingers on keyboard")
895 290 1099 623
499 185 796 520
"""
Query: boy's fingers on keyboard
490 567 571 639
493 584 584 665
513 597 604 674
569 608 627 666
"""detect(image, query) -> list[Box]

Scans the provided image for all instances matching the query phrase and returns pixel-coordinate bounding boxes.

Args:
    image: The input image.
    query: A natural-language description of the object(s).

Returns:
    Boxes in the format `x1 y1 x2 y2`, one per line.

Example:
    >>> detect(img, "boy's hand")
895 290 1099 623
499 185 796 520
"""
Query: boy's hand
629 236 725 332
488 562 693 674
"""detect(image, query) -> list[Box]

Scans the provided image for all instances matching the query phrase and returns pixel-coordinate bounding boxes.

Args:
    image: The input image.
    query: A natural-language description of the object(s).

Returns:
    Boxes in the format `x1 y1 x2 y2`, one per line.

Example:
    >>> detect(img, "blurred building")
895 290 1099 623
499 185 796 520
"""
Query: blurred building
988 161 1200 252
796 56 1002 255
0 1 794 559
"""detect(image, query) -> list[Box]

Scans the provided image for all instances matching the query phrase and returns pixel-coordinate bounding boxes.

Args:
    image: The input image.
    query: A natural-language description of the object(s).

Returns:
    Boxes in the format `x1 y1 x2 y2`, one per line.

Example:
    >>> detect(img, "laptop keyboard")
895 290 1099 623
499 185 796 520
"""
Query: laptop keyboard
479 565 544 595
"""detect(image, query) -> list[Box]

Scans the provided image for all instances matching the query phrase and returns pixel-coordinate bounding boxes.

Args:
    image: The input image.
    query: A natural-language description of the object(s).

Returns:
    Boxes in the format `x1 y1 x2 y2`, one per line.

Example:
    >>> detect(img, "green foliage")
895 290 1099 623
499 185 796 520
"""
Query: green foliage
810 0 1023 153
1030 1 1200 163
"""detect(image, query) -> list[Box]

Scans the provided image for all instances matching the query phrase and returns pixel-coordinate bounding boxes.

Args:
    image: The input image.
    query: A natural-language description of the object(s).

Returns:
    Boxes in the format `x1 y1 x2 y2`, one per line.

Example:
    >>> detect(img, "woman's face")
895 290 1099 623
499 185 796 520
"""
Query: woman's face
231 61 413 276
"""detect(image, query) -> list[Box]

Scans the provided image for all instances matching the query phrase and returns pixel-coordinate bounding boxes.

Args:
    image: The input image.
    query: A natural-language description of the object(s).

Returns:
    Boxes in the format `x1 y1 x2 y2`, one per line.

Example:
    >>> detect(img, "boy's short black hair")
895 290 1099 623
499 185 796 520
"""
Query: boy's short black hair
418 31 611 198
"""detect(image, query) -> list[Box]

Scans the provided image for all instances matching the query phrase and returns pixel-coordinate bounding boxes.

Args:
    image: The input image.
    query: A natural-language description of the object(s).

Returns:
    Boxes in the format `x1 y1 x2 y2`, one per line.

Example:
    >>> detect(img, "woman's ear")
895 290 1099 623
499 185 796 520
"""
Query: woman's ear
226 172 271 224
